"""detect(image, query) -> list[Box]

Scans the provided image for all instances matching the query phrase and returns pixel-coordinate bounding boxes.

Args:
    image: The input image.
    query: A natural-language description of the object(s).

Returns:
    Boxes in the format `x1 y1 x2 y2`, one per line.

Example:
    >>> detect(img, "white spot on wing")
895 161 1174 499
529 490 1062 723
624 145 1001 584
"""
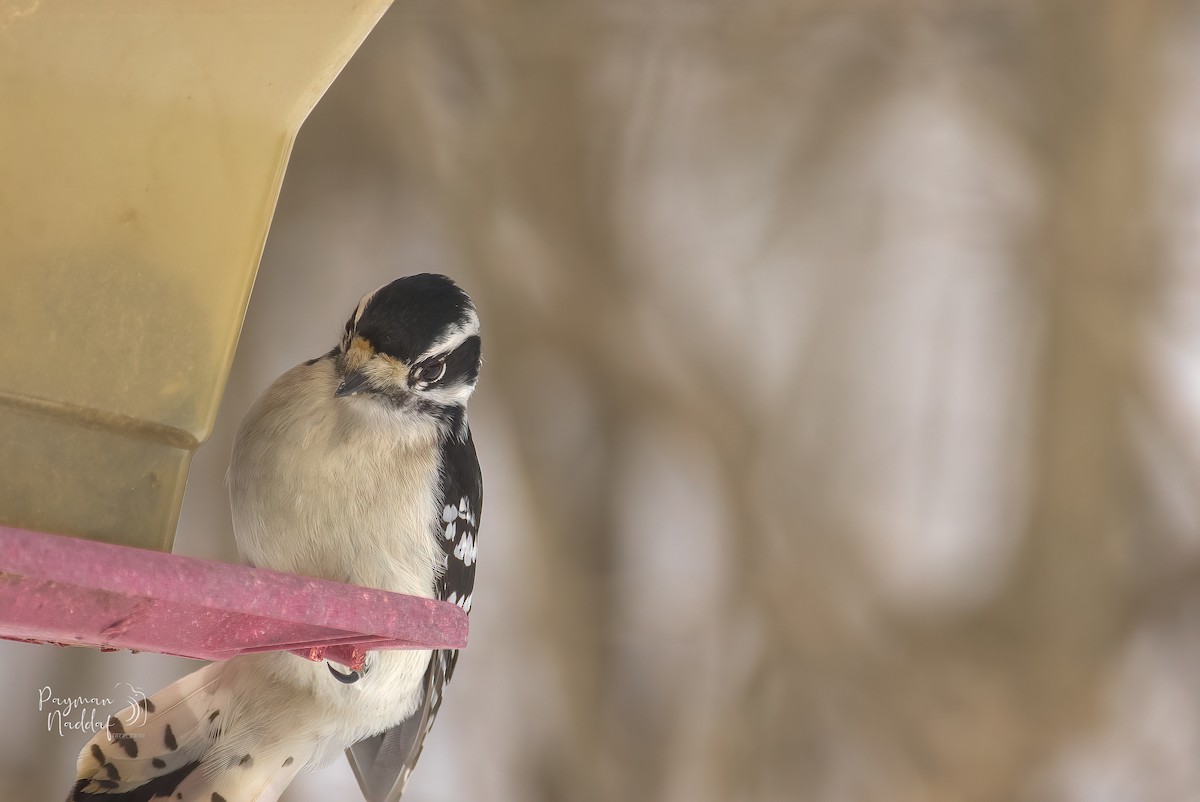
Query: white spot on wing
453 532 477 567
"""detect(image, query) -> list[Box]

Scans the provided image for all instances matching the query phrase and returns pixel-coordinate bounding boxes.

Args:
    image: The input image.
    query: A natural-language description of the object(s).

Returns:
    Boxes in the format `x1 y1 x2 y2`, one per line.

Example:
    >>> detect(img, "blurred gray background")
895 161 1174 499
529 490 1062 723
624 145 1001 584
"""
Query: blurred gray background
7 1 1200 800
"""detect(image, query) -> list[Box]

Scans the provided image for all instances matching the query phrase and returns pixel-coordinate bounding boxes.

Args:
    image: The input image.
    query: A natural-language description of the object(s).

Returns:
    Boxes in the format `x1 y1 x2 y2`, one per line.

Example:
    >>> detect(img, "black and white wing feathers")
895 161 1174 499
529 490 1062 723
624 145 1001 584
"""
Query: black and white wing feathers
346 427 482 802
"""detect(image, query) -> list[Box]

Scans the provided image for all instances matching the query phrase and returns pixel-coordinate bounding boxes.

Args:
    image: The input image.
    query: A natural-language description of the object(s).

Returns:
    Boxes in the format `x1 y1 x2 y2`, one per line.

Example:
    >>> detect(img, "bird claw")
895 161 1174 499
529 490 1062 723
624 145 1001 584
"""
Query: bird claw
327 651 372 684
328 663 361 683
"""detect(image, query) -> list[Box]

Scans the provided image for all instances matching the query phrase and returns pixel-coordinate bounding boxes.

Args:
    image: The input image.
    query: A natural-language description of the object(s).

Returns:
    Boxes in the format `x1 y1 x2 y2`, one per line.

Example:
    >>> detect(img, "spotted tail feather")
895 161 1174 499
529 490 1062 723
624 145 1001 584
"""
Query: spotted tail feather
68 661 307 802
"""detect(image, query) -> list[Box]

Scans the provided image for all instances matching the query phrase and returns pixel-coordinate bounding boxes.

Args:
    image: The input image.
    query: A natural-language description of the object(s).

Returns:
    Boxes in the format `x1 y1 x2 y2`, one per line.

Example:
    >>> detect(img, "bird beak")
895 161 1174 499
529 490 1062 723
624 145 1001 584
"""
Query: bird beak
335 370 373 398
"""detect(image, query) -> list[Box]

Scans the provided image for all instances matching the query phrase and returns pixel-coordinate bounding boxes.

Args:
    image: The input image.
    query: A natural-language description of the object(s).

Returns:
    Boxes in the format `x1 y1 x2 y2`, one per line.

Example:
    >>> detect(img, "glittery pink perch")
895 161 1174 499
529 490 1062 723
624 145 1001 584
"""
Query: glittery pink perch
0 527 467 672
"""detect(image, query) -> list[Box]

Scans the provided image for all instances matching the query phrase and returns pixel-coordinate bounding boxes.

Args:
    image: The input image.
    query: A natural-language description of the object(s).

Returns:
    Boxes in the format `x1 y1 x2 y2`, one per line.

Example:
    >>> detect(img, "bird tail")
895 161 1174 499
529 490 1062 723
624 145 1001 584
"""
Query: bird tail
68 660 308 802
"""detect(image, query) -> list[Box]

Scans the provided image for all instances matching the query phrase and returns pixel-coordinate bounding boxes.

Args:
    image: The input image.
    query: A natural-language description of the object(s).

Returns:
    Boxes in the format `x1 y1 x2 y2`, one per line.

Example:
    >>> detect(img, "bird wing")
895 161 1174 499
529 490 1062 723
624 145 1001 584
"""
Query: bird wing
346 425 482 802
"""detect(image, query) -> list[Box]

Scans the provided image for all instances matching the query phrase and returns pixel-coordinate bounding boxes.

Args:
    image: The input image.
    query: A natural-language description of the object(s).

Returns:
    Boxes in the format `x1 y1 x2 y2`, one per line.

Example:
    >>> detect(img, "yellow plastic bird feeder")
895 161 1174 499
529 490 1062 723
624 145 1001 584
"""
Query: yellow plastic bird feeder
0 0 393 550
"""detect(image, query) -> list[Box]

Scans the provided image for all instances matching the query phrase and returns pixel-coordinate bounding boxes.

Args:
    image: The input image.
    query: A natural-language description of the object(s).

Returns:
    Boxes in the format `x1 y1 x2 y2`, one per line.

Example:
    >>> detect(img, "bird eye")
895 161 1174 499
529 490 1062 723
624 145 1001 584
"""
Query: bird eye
415 358 447 386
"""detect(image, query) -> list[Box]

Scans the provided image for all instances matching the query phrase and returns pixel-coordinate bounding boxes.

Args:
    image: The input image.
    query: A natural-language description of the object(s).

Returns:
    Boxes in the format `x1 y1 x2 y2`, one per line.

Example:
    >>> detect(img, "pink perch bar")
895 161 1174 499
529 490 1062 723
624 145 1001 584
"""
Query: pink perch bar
0 526 467 672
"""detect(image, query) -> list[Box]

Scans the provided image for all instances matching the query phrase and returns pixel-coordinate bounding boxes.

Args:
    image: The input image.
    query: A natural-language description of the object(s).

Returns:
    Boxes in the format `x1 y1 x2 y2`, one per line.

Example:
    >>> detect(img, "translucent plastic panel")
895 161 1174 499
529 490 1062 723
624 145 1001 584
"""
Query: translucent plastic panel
0 0 392 549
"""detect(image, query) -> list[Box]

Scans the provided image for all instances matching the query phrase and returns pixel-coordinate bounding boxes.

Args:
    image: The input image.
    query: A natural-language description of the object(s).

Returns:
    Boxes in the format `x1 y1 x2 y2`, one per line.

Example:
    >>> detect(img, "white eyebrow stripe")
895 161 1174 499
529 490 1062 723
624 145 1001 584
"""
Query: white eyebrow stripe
418 308 480 361
352 286 382 329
